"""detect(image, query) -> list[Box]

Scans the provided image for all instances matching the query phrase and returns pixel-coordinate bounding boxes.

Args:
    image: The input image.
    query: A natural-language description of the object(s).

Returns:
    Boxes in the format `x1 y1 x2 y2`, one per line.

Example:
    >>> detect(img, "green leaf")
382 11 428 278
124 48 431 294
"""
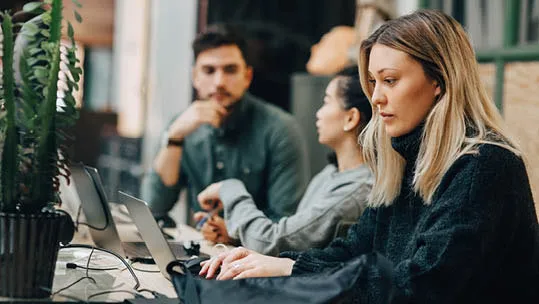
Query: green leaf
40 29 51 38
28 47 44 56
34 66 49 80
22 2 44 13
74 10 82 23
22 22 40 35
67 22 74 38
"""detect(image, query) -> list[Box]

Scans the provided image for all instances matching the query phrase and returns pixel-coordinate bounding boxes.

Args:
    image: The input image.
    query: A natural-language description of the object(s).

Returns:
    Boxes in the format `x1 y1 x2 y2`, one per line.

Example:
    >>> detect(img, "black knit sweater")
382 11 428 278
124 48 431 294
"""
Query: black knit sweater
281 126 539 303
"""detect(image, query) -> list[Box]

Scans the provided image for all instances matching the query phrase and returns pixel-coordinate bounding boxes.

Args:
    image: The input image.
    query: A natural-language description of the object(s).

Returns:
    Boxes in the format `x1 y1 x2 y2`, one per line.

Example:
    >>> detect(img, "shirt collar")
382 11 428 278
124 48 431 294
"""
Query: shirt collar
213 92 252 137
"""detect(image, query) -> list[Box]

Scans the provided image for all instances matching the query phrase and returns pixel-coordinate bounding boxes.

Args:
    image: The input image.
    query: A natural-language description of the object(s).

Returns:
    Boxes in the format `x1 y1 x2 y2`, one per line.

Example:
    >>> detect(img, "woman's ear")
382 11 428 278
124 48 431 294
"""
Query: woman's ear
343 108 361 132
433 81 442 100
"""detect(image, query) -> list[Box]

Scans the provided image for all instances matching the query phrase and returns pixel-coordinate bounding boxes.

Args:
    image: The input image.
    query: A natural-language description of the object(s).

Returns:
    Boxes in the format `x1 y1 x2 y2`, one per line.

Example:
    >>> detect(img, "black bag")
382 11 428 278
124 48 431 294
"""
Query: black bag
167 252 394 304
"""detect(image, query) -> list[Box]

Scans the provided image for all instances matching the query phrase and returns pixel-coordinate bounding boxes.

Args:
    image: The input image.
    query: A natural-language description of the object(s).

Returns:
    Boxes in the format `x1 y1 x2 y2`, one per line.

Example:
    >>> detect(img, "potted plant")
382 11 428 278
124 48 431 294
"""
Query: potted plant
0 0 82 298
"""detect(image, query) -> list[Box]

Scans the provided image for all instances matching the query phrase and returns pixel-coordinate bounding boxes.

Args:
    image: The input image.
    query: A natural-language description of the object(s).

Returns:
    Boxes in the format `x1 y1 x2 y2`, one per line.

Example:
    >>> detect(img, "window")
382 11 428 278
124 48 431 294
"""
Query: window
520 0 539 44
465 0 504 49
427 0 465 25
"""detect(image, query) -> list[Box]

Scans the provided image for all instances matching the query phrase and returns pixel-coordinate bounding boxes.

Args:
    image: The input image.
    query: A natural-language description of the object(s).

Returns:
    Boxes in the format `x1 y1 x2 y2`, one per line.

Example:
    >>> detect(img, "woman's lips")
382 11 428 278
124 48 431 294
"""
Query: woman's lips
380 112 394 121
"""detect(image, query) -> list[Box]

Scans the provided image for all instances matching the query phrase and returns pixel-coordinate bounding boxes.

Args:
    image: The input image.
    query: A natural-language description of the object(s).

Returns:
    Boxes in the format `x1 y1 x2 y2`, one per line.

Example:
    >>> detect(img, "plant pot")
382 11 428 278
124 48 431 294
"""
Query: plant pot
0 211 71 298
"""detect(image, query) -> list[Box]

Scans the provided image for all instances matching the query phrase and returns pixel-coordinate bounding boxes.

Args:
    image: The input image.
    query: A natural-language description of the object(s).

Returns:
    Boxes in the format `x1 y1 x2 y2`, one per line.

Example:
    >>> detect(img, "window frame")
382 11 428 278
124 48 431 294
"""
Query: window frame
420 0 539 112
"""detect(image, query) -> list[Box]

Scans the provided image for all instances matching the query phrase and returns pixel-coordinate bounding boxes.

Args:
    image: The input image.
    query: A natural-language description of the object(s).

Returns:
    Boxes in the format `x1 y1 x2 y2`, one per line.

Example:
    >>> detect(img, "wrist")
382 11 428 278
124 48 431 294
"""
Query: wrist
282 258 295 276
167 137 184 147
162 131 184 148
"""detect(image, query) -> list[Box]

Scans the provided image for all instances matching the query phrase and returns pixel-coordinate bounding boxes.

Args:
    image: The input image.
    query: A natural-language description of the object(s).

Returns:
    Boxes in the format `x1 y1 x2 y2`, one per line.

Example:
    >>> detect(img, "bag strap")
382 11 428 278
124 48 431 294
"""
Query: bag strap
166 259 187 276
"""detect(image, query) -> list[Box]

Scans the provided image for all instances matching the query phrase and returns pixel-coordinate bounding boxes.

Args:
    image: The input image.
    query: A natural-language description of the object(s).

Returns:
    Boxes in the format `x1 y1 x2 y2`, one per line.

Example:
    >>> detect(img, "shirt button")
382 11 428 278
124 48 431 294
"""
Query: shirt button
243 168 251 174
216 161 224 170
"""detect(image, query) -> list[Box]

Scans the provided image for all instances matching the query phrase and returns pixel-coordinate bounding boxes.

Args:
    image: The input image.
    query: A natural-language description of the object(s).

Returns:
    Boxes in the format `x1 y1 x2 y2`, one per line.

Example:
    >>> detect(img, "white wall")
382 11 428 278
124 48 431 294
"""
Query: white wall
142 0 198 169
113 0 150 138
396 0 419 16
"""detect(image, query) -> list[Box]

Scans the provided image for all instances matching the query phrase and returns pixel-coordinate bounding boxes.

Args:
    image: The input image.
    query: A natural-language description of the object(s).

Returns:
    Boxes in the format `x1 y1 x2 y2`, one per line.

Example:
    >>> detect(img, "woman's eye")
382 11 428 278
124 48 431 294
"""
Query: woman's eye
384 78 396 85
367 79 376 85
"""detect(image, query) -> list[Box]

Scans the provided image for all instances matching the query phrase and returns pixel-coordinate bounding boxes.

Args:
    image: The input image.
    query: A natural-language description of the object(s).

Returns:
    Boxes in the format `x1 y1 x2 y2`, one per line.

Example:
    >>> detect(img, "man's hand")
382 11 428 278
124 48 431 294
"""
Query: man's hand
197 182 223 211
199 247 295 280
193 212 231 244
167 100 228 140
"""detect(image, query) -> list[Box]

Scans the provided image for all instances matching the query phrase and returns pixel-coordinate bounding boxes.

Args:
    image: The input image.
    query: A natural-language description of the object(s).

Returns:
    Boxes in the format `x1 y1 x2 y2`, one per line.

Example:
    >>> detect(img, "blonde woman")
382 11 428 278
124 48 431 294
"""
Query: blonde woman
199 10 539 303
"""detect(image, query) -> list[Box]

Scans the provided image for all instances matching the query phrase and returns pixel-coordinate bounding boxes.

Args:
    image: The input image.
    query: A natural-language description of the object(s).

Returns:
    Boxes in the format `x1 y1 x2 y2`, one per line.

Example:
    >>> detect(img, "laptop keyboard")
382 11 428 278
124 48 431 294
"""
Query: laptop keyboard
123 241 188 259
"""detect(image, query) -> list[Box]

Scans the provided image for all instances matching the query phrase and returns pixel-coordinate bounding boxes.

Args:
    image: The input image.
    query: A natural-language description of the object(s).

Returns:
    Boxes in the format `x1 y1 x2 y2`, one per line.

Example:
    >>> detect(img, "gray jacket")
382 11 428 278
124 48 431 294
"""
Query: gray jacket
220 164 373 256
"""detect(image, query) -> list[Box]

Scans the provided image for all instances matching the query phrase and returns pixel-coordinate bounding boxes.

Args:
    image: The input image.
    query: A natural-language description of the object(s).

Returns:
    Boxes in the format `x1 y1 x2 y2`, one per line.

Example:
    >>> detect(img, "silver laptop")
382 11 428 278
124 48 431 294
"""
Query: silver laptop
66 163 189 260
119 191 197 279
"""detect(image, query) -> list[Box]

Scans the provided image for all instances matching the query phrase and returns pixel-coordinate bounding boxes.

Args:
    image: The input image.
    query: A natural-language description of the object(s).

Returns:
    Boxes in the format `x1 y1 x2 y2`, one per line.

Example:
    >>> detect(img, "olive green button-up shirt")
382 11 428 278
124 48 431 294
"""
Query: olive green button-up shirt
140 93 310 221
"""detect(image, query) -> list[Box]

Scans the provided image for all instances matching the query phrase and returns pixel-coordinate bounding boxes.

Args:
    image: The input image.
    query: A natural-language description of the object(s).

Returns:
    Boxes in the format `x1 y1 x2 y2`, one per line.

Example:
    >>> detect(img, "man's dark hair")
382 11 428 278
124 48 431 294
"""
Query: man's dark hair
192 23 250 65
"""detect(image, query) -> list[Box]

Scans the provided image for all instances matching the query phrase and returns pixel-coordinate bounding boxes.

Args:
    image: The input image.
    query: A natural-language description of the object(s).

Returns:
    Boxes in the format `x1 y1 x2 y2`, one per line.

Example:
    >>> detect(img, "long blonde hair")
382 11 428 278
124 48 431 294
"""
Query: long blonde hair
359 9 521 207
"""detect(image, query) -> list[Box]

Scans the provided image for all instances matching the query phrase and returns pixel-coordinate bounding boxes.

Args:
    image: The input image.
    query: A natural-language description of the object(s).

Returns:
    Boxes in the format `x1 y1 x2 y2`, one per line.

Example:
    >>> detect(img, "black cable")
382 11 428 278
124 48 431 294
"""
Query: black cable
72 164 111 231
130 261 160 273
50 276 95 296
60 244 140 290
66 262 119 271
74 203 108 231
59 244 166 300
86 288 168 301
39 285 87 302
85 247 95 280
86 289 144 301
52 248 97 296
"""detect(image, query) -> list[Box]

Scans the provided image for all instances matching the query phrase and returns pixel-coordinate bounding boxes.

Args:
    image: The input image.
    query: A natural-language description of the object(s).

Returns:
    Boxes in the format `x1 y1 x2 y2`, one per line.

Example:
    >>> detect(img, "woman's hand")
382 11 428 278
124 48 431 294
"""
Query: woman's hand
197 182 224 211
199 247 295 280
193 213 232 244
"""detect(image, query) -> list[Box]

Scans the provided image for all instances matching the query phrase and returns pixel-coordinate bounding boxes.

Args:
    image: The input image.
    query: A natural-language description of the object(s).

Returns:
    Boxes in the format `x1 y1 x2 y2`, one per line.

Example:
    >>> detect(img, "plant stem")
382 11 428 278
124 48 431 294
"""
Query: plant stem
1 14 19 212
32 0 62 205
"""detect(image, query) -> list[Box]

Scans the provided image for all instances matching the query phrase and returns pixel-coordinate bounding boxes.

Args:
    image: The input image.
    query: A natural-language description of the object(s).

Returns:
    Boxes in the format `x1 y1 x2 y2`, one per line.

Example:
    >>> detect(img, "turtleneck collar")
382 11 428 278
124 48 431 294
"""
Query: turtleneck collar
391 123 424 163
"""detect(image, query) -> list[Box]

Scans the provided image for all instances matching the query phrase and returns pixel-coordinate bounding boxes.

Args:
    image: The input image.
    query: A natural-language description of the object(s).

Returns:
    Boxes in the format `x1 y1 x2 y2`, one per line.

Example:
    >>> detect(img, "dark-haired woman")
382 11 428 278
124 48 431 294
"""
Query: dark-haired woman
195 68 374 256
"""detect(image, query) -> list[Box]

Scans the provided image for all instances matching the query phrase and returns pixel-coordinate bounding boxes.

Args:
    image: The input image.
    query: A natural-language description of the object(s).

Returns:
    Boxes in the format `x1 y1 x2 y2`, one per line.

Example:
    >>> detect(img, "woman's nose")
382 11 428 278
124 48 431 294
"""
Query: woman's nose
371 87 386 107
315 108 322 119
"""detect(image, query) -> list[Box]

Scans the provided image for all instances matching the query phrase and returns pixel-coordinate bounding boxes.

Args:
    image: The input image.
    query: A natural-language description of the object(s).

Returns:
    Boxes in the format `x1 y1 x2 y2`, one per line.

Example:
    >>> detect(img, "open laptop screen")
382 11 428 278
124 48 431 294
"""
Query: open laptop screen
69 163 126 257
118 191 179 279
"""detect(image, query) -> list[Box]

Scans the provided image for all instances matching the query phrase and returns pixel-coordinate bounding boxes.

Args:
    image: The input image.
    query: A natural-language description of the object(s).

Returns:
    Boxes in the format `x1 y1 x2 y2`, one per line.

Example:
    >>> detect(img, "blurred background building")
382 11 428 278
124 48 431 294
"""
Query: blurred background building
1 0 538 216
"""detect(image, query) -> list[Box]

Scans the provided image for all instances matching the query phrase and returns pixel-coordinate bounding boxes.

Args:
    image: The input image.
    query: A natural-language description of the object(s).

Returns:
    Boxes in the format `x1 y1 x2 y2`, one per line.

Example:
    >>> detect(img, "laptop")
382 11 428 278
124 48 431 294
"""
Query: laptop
119 191 201 279
67 163 192 260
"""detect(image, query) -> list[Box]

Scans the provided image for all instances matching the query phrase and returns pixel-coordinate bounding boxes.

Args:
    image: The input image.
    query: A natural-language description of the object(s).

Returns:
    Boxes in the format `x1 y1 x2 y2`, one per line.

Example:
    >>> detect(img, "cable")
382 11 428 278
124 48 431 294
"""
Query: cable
72 164 111 231
53 275 96 296
86 289 144 301
74 203 108 231
54 244 167 301
39 285 86 303
66 262 119 271
130 261 160 273
53 247 97 296
85 247 95 280
60 244 140 290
